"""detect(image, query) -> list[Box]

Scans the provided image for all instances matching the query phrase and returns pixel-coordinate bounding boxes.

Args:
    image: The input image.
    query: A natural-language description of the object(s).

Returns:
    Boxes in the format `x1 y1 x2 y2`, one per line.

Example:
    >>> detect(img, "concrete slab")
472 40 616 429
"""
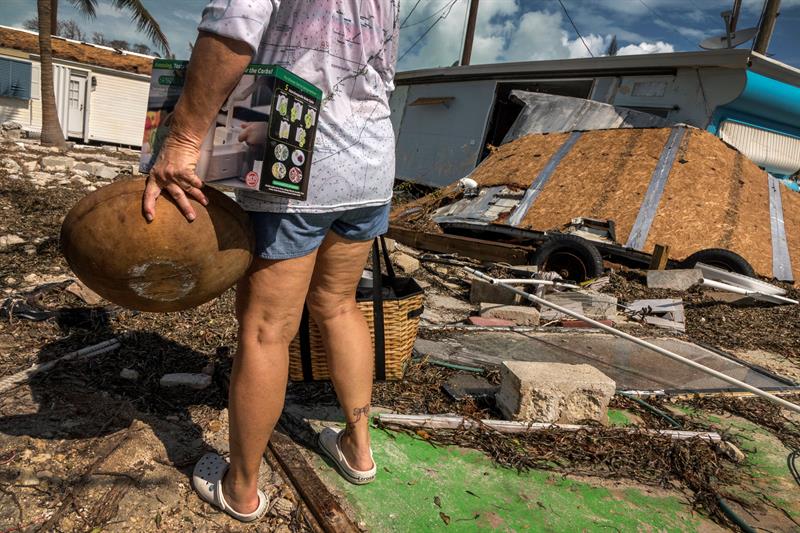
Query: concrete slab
647 269 702 290
497 362 616 424
414 332 789 392
479 303 540 325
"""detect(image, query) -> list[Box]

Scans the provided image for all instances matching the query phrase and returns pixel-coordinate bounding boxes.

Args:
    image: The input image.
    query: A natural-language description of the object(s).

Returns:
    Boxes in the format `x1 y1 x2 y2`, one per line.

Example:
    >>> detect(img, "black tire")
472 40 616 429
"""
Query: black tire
680 248 756 277
530 234 604 282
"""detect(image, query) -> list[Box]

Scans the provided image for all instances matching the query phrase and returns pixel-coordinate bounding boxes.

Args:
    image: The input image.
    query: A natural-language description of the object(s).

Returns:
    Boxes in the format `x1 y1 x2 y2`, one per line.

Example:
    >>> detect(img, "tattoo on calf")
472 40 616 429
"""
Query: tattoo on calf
346 404 371 429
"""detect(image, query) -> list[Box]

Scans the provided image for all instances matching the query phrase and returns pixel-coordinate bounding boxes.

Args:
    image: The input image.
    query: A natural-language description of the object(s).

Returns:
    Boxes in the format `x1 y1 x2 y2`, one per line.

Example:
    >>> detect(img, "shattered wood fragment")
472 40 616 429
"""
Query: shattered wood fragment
649 244 670 270
387 225 531 264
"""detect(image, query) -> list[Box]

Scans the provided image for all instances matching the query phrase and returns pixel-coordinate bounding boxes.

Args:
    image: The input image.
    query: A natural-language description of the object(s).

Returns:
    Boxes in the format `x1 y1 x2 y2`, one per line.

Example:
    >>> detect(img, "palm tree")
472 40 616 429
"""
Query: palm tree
37 0 171 149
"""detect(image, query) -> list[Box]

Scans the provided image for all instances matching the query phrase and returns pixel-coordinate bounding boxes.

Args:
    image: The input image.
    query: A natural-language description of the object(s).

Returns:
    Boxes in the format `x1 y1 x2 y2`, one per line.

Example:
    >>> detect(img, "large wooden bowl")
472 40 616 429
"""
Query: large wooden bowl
61 178 254 312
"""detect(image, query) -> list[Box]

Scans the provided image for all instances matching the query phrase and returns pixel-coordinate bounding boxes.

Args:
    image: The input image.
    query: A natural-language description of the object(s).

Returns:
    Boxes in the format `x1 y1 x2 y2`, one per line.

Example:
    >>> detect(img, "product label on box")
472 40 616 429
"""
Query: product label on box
139 60 322 201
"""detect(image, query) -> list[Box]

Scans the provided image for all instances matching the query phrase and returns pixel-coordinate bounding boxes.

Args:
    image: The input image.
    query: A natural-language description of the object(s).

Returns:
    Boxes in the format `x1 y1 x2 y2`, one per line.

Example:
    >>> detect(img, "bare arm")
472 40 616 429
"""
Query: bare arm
143 31 252 222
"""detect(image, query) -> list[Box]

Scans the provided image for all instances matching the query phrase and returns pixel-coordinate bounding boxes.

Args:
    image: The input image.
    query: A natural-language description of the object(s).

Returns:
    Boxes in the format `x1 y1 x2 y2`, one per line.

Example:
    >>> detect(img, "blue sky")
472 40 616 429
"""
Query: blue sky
1 0 798 69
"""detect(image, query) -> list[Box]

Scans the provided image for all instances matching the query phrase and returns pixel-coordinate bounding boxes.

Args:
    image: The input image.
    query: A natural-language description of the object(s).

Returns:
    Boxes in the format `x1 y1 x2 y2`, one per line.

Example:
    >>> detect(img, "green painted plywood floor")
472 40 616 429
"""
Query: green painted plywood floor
310 428 723 532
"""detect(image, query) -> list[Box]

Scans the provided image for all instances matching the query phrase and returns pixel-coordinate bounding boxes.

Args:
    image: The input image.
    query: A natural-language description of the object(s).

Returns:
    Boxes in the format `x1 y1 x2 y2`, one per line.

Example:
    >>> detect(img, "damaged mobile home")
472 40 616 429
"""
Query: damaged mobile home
389 49 800 283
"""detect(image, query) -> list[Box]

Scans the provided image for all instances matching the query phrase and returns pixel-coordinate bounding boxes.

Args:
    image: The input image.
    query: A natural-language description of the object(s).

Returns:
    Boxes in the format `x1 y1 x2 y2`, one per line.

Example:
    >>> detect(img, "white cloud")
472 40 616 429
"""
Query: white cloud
172 10 201 23
94 2 127 18
397 2 684 70
618 41 675 55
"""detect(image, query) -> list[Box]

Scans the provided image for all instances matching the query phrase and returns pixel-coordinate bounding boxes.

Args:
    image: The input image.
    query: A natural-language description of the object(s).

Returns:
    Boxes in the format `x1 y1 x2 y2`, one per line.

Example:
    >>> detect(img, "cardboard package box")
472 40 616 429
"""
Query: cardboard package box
140 59 322 201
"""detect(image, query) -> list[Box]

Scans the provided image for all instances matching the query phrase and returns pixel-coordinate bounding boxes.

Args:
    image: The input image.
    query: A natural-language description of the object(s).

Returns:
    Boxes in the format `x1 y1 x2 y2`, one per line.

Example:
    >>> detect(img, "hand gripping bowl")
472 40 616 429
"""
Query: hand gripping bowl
60 178 255 312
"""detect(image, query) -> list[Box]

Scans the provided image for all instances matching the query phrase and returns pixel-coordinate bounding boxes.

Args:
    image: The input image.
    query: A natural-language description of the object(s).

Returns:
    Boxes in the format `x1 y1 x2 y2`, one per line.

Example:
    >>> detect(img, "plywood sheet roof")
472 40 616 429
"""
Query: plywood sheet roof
393 126 798 280
0 26 152 75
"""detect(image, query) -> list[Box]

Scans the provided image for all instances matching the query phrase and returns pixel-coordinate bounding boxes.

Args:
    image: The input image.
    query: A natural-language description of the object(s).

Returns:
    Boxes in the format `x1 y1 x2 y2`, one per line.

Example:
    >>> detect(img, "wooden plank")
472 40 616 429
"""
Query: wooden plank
268 429 359 533
649 244 670 270
387 225 531 264
263 446 325 533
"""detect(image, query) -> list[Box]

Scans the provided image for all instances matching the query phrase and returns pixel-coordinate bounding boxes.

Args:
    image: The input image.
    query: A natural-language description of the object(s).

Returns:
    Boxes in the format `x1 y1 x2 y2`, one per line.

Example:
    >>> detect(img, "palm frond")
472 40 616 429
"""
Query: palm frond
110 0 171 56
66 0 98 18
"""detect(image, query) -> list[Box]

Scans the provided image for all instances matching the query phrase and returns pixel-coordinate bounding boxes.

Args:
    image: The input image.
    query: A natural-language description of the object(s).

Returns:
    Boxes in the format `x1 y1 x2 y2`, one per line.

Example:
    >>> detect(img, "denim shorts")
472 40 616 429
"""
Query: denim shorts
248 203 391 260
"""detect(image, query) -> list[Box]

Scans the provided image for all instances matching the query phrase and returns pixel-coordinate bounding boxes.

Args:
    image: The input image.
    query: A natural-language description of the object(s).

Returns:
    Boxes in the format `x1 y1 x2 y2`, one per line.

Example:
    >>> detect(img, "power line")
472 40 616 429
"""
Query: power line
400 0 423 28
636 0 698 48
557 0 594 57
399 0 460 62
401 0 457 29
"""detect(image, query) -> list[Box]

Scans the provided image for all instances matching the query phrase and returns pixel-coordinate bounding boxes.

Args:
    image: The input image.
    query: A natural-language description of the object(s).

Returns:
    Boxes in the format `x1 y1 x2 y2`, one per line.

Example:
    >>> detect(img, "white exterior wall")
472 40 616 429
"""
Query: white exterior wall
612 67 746 128
0 58 41 130
0 51 149 146
87 70 149 146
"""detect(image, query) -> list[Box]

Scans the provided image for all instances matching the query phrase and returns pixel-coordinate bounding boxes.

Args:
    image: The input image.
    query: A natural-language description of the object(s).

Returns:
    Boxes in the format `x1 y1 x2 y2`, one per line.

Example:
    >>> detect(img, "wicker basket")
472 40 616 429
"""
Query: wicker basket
288 238 424 381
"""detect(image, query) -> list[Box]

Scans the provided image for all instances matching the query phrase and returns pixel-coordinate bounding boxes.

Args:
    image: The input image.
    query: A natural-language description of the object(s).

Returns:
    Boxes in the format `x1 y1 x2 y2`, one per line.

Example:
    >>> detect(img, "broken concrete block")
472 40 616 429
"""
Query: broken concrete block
120 368 139 381
646 269 702 291
40 155 75 171
539 301 584 322
0 234 25 249
469 280 522 305
392 252 419 274
496 361 616 424
160 373 212 389
479 303 540 326
468 316 516 327
382 238 396 253
541 292 617 320
95 166 118 180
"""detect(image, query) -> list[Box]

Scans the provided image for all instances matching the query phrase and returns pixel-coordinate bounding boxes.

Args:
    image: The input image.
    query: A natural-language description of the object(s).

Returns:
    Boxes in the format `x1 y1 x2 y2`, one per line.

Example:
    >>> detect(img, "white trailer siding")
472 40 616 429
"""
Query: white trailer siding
0 49 150 146
87 70 149 146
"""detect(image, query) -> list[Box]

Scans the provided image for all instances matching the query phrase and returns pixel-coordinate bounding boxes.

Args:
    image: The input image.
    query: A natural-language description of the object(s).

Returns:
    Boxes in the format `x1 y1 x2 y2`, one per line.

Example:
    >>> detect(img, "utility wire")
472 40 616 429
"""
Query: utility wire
399 0 460 62
557 0 594 57
401 0 457 29
636 0 699 48
399 0 423 28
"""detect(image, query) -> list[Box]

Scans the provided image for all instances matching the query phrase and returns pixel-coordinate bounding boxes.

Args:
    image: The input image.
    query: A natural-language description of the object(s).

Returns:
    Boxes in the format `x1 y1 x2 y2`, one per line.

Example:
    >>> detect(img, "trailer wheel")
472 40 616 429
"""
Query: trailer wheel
530 234 604 282
680 248 756 277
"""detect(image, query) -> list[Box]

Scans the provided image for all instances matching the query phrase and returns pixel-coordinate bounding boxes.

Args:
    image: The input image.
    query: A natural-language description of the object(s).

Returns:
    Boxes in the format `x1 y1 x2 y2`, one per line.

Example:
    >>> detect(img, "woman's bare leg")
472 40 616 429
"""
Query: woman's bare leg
223 251 318 512
306 232 375 470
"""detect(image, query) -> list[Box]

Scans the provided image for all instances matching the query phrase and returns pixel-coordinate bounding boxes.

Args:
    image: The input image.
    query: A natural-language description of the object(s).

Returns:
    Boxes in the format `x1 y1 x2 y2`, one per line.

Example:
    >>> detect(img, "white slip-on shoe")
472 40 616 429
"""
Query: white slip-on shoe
318 426 376 485
192 452 268 523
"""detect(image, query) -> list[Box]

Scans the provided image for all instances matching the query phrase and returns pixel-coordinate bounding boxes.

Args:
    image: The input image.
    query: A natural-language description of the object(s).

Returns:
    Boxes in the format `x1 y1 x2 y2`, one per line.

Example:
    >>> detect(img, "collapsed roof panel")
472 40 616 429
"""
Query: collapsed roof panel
502 91 671 144
392 126 799 281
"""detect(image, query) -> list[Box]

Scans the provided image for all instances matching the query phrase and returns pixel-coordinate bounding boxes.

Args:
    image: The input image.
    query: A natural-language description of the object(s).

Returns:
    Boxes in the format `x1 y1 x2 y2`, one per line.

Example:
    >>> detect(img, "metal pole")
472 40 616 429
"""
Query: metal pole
460 0 479 66
731 0 742 31
493 278 581 289
753 0 781 55
463 267 800 415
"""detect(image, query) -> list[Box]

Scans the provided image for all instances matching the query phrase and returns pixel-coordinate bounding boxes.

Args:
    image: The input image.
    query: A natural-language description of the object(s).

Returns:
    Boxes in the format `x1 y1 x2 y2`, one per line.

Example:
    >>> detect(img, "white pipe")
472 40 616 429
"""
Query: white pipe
463 267 800 415
377 413 722 441
701 278 798 305
0 339 121 394
493 278 581 289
